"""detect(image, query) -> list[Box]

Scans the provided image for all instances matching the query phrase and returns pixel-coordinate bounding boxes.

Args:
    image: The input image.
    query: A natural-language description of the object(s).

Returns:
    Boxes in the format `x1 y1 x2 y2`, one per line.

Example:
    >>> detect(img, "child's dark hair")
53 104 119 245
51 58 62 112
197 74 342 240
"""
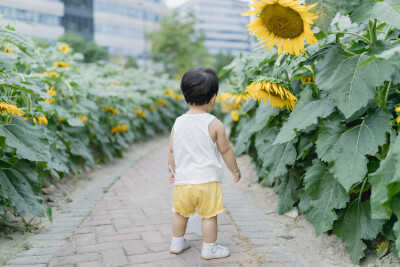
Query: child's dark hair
180 67 219 106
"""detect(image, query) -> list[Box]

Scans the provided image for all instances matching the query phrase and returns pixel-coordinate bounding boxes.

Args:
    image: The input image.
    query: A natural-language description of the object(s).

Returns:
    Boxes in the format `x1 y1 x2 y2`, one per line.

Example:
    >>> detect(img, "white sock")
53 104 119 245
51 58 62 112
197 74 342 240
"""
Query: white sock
172 236 185 243
202 242 216 249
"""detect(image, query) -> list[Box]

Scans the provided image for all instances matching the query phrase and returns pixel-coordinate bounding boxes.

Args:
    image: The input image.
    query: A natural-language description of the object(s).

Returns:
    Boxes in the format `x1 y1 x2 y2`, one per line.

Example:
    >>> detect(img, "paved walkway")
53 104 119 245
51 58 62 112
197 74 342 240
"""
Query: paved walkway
4 140 303 267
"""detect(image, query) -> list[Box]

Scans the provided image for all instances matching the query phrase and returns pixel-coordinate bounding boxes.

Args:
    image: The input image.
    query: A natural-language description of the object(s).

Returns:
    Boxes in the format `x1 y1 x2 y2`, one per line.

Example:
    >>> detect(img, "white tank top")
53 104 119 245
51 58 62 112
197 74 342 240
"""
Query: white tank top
173 113 225 185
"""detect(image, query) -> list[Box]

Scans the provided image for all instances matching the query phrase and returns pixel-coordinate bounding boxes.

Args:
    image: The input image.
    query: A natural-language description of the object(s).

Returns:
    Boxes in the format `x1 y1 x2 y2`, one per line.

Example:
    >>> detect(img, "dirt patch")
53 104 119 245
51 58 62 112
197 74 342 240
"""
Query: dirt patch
234 154 400 267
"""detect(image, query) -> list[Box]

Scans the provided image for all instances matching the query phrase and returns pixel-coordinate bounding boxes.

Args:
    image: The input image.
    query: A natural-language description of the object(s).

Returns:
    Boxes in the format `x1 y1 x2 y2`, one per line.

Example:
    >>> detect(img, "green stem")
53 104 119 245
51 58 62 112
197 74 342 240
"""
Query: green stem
328 31 372 44
369 19 377 43
384 81 391 108
275 53 286 67
383 26 391 42
358 178 368 200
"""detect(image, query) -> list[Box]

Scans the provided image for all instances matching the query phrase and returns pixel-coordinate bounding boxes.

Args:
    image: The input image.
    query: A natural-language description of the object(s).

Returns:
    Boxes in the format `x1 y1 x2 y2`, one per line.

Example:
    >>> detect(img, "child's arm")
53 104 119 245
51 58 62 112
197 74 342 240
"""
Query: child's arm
168 127 175 183
212 120 241 183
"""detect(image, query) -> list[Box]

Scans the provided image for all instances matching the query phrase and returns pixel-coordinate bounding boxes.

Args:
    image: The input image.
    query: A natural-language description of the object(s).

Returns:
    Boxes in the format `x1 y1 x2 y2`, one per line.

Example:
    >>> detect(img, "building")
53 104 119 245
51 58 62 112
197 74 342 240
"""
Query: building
179 0 252 55
63 0 94 41
0 0 167 63
0 0 65 41
93 0 168 62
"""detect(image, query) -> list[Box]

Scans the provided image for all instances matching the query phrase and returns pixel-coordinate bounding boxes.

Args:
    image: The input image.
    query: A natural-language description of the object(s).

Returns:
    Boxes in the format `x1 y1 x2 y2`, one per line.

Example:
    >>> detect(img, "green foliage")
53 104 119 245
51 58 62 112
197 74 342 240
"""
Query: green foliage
147 13 213 78
333 199 384 264
303 160 349 236
0 25 186 218
57 32 109 62
221 1 400 264
212 51 236 75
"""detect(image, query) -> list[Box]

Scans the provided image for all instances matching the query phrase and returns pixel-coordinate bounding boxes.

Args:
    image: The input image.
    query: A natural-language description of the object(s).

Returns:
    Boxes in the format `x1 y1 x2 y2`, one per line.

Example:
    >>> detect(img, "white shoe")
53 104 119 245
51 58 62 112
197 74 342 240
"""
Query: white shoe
169 238 190 254
201 243 230 260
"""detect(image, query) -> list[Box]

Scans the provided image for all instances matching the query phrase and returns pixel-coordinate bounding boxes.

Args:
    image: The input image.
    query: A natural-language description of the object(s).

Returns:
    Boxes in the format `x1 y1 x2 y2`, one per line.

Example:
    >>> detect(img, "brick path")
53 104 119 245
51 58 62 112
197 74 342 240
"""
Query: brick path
4 139 304 267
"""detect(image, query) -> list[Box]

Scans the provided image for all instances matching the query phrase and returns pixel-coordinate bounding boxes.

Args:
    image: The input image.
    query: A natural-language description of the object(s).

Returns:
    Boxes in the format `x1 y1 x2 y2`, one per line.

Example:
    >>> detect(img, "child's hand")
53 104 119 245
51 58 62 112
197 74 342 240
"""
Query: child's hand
168 172 175 183
233 170 241 183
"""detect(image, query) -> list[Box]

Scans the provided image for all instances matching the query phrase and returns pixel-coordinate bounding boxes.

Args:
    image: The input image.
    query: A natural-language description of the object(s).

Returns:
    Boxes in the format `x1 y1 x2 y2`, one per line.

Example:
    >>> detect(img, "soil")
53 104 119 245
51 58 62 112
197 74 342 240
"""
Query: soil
235 154 400 267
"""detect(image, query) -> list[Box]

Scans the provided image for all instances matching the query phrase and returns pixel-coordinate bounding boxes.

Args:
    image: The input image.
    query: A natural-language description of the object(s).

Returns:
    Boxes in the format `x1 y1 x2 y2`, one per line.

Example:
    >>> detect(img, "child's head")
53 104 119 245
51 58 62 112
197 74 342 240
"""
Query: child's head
180 67 219 107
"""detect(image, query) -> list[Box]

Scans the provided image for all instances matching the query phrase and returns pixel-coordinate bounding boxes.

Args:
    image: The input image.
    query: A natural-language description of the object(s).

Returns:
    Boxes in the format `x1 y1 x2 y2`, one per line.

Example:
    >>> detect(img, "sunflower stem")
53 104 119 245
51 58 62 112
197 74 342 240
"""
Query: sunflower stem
328 31 372 44
369 19 377 43
383 26 391 42
275 53 286 67
358 178 368 200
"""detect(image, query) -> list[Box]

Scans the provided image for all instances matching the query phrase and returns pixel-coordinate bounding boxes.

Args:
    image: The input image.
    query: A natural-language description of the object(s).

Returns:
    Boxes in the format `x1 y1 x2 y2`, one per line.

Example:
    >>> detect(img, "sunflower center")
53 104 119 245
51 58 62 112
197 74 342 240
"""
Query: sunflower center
261 3 304 39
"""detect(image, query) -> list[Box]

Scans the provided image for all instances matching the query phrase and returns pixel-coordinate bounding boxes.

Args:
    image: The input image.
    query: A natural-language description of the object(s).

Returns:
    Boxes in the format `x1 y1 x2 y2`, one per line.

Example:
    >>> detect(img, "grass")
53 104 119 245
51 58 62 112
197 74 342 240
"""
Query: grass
102 176 121 193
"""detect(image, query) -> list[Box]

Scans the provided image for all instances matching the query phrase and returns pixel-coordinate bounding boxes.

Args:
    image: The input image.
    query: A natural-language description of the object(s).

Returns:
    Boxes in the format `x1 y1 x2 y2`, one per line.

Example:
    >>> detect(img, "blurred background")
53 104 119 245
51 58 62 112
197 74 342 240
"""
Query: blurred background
0 0 254 77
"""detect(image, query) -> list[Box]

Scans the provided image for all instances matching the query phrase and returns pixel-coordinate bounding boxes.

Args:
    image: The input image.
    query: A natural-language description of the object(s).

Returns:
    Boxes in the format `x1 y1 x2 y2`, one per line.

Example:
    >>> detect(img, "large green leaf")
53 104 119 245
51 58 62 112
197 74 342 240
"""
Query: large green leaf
316 46 396 118
274 89 335 144
392 194 400 258
0 117 51 162
369 135 400 219
274 170 301 215
304 160 349 236
0 161 44 217
0 52 18 72
234 116 256 155
333 199 384 265
0 26 36 59
250 101 279 132
305 0 338 33
316 109 390 190
351 0 400 28
257 127 297 183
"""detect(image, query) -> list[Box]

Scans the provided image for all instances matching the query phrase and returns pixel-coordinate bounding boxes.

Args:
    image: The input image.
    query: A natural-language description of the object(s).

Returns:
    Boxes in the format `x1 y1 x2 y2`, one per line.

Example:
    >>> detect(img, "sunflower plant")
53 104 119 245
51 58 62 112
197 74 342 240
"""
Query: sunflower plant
220 0 400 264
0 25 186 223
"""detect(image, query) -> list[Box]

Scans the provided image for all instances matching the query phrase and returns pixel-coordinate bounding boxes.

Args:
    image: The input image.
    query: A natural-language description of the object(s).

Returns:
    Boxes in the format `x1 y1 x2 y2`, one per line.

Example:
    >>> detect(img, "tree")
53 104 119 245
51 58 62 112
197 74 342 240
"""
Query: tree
58 33 108 63
147 13 213 78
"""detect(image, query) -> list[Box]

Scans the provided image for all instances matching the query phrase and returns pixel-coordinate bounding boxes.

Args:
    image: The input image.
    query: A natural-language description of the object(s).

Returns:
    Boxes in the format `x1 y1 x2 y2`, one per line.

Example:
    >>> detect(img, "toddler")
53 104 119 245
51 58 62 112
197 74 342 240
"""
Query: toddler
168 67 241 259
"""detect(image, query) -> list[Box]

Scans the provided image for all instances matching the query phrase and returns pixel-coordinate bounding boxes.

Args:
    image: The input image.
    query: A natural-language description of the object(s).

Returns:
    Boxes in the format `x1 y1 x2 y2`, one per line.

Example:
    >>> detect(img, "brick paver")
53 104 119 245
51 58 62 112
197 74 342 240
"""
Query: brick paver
45 145 256 266
5 138 303 267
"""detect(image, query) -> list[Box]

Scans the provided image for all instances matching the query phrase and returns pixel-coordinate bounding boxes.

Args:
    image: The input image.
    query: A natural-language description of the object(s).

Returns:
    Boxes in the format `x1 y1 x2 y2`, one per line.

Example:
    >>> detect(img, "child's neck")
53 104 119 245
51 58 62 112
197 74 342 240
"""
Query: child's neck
187 104 211 114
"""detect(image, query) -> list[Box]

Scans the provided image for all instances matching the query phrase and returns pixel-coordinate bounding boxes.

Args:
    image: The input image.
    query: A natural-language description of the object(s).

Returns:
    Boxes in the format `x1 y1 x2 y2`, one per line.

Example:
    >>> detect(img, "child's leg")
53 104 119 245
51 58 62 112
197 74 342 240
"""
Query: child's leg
202 215 217 243
172 212 189 237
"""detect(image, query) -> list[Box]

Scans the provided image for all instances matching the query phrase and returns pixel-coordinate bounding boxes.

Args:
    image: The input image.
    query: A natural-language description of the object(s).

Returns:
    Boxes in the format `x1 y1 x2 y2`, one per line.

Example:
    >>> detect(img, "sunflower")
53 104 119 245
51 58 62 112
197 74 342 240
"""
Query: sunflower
155 100 167 106
23 114 48 125
231 110 240 122
220 102 242 113
53 61 70 68
44 87 57 104
134 109 147 118
77 115 88 123
242 0 318 56
395 106 400 113
111 124 128 134
146 107 157 112
397 117 400 124
163 89 174 96
102 107 118 114
219 92 251 104
245 80 297 110
300 76 315 83
173 93 183 100
0 101 24 116
42 71 60 77
59 45 70 53
58 117 66 123
5 47 13 53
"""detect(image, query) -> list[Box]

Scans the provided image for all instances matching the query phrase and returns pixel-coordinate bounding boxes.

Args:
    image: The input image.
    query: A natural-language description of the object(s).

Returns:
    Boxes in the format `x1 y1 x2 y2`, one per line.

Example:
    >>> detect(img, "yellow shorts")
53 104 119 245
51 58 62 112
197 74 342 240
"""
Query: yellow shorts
172 181 225 218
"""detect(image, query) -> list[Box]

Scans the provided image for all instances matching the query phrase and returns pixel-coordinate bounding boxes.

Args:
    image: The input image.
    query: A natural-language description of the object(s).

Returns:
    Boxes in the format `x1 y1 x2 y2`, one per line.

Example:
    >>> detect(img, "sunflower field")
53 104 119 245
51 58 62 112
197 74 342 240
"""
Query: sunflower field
0 25 185 220
219 0 400 264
